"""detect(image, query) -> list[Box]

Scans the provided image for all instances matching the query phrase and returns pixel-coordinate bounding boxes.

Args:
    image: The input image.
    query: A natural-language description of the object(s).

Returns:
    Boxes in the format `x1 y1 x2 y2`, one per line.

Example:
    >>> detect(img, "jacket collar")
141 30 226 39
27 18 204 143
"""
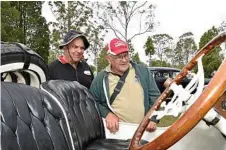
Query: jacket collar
58 55 83 68
58 55 68 64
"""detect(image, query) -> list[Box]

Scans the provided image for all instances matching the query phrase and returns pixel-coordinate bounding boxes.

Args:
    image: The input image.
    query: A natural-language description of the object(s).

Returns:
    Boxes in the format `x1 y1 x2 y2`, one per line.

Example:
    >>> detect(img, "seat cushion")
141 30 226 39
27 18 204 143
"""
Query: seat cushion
41 80 105 150
86 139 148 150
1 82 73 150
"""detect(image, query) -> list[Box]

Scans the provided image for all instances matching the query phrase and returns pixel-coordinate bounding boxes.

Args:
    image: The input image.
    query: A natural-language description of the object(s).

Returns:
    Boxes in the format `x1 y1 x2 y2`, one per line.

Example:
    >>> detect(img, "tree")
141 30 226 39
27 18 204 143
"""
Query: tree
89 35 105 72
28 13 50 62
126 40 143 64
95 1 157 55
1 1 50 62
131 52 142 64
97 49 109 71
152 34 173 65
89 65 96 73
173 32 197 67
1 1 21 42
219 21 226 50
199 26 223 77
49 1 92 50
144 36 155 66
48 1 105 69
48 50 58 64
219 21 226 32
151 59 171 67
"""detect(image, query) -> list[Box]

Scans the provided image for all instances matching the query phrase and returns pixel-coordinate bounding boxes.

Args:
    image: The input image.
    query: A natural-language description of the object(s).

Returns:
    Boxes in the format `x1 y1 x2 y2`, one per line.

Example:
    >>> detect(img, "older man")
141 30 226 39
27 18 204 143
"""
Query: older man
48 30 94 89
90 38 160 133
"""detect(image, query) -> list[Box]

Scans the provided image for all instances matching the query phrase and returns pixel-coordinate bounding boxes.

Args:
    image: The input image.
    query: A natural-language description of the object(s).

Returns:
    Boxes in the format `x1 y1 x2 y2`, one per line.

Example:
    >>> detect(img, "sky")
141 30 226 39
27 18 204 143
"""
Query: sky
42 0 226 64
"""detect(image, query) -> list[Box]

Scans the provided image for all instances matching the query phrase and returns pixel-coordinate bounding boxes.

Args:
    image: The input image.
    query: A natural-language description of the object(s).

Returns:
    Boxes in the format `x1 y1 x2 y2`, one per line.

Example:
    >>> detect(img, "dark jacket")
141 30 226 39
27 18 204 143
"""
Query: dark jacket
89 61 160 118
48 59 94 89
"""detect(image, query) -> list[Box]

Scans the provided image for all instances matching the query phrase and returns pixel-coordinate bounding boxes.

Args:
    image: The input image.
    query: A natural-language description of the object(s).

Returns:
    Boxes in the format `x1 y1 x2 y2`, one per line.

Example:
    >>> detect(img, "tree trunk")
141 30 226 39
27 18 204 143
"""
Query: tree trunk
95 52 98 72
23 5 26 45
67 1 71 31
149 54 152 67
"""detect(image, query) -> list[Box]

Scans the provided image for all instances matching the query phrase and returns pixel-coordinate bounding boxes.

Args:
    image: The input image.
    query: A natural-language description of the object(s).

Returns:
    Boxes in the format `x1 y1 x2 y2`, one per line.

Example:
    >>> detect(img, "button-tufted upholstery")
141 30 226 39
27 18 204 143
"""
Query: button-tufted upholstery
41 80 106 150
1 82 73 150
1 80 148 150
42 80 148 150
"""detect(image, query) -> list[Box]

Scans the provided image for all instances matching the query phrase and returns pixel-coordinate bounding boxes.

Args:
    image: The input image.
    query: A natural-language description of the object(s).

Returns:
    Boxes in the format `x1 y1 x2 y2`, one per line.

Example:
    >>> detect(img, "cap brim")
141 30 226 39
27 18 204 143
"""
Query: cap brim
59 34 90 50
113 48 129 55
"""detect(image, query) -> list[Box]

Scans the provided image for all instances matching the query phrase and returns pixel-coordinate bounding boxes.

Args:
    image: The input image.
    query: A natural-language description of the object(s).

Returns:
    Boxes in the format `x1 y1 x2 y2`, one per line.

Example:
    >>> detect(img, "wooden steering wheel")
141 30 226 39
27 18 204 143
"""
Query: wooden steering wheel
129 31 226 150
214 92 226 119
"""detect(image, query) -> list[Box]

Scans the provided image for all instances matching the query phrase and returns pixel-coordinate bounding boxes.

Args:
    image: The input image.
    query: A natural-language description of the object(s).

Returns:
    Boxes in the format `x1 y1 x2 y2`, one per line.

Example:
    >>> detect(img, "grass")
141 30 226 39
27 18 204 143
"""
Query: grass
157 115 180 127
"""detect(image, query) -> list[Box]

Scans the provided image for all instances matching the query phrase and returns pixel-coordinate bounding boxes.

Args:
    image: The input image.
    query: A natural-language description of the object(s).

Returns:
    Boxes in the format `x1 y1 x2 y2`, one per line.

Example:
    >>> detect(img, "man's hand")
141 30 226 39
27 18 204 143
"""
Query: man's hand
105 112 119 133
146 121 157 132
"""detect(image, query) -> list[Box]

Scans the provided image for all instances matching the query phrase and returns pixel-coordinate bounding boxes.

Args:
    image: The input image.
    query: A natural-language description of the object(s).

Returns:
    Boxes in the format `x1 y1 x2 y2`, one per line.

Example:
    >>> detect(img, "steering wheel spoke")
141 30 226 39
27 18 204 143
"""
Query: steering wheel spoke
151 56 206 121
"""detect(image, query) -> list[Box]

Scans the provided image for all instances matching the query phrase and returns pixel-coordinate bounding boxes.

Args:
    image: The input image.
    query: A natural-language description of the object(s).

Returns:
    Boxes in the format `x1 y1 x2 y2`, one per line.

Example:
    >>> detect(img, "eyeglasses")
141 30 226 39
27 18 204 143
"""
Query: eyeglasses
111 53 129 61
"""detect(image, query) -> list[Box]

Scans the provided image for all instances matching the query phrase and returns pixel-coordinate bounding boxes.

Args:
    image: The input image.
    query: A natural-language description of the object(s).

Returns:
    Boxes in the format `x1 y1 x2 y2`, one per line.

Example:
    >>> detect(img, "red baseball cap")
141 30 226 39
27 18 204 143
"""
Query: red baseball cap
106 38 129 55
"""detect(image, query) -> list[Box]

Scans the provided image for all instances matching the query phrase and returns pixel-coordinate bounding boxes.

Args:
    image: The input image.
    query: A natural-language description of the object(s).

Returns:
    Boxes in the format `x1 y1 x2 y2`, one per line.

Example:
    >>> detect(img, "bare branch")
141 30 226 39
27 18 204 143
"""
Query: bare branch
129 1 137 15
127 1 137 23
96 1 156 50
98 16 125 39
113 7 126 29
130 11 155 40
138 13 143 33
48 3 60 22
130 23 154 40
128 1 147 21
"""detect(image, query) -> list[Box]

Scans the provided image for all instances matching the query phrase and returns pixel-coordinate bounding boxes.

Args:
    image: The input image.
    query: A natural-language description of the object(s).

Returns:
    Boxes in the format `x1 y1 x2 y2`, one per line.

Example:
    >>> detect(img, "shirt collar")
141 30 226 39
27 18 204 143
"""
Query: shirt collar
58 55 68 64
105 63 132 73
58 55 82 66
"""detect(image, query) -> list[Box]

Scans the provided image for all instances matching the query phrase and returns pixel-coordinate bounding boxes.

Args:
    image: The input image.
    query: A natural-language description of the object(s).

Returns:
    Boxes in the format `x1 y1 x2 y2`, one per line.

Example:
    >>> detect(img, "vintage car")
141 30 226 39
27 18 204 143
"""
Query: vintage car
1 32 226 150
149 67 211 93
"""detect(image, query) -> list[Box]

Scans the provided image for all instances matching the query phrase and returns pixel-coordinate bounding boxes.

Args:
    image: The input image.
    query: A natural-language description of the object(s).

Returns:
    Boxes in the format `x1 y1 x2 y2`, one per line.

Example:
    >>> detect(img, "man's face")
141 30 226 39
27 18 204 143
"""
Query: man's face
65 37 85 63
108 52 130 74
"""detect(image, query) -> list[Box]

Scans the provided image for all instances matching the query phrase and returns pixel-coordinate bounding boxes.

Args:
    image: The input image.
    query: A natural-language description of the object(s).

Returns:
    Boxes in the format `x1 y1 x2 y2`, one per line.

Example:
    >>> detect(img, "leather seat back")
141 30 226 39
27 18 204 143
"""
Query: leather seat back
41 80 105 150
1 82 73 150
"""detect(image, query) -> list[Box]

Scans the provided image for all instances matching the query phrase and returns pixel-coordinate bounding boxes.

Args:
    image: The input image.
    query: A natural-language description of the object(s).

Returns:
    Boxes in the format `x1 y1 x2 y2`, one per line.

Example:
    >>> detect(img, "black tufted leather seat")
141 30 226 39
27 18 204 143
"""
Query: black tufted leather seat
1 82 73 150
42 80 148 150
1 81 147 150
41 80 105 150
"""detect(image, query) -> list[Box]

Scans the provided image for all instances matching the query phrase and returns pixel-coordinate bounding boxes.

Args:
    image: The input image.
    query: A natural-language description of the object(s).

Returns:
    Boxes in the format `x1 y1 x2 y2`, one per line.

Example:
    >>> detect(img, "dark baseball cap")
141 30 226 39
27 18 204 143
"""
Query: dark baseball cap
59 30 90 49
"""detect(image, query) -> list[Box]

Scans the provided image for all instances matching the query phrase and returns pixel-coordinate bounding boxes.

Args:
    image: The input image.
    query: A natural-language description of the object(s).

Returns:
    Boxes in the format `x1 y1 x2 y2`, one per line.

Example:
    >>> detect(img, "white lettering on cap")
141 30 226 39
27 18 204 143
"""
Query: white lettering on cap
115 41 126 47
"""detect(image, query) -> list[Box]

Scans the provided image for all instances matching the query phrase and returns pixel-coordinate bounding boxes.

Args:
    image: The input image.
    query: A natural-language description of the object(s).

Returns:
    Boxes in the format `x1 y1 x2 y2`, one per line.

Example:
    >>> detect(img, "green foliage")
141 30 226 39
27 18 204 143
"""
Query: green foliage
1 1 22 42
48 50 58 64
48 1 105 68
48 1 104 52
49 1 91 50
1 1 50 62
144 36 155 66
127 40 135 56
173 32 197 67
199 26 223 77
152 34 173 65
89 65 96 73
151 59 171 67
131 52 142 64
97 49 109 71
144 36 155 56
157 116 179 127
